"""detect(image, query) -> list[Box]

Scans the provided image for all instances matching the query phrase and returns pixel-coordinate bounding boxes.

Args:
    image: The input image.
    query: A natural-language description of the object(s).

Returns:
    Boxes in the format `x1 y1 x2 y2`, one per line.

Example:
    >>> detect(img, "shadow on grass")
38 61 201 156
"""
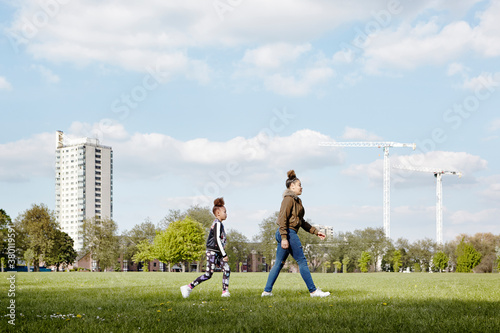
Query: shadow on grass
9 285 500 333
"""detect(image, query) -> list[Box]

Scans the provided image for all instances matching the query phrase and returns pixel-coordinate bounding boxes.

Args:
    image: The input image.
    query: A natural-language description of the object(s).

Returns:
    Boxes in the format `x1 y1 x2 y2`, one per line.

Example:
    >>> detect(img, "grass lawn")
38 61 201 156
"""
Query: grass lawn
1 272 500 332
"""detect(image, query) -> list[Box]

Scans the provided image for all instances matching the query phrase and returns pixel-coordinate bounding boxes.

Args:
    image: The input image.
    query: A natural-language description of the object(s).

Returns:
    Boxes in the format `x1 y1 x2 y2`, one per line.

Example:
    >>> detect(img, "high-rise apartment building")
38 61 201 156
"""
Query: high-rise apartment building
55 131 113 251
312 224 334 238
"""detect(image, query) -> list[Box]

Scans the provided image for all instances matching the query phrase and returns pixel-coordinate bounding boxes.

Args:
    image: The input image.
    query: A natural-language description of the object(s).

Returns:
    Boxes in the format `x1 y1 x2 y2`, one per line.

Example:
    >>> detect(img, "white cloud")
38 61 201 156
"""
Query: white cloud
449 208 500 226
332 49 354 64
262 66 334 96
242 43 312 69
342 151 488 186
5 1 384 73
0 125 343 186
234 43 335 96
447 62 468 77
0 76 12 91
341 126 383 141
363 20 474 73
488 118 500 132
462 72 500 91
0 132 54 182
479 175 500 202
358 1 500 73
31 64 60 83
68 120 130 141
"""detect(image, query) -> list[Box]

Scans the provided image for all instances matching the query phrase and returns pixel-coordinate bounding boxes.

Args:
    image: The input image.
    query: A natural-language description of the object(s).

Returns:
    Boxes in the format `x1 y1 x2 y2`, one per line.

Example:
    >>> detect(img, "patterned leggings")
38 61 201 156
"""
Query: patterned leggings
190 250 230 291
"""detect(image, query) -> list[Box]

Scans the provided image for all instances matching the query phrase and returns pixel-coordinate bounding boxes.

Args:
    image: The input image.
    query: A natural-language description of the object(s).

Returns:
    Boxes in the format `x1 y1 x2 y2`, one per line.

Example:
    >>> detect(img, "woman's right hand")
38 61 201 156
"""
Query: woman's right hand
281 239 289 249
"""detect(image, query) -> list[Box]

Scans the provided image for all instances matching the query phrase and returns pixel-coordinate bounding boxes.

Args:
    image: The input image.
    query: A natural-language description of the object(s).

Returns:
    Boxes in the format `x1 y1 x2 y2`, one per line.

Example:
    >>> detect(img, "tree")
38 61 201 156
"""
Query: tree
82 217 120 271
342 256 350 273
185 205 214 232
409 238 437 272
153 217 205 271
496 246 500 272
255 212 280 265
300 227 326 272
394 238 412 270
358 251 371 273
353 227 389 272
392 250 402 272
433 251 449 272
158 209 183 230
0 209 12 264
45 230 77 272
332 261 342 273
23 248 34 272
225 229 249 272
462 233 500 273
121 219 159 262
132 239 155 272
456 238 482 273
14 204 58 271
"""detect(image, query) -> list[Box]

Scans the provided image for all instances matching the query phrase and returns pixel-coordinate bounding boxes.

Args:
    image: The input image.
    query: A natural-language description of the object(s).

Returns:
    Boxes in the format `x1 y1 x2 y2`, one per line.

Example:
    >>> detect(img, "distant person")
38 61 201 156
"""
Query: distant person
262 170 330 297
181 197 231 298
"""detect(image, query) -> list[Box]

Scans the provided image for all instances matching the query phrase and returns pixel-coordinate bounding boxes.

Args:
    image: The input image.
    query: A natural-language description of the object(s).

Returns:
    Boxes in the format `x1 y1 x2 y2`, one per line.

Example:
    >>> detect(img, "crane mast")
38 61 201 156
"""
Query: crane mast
393 165 461 246
319 141 416 239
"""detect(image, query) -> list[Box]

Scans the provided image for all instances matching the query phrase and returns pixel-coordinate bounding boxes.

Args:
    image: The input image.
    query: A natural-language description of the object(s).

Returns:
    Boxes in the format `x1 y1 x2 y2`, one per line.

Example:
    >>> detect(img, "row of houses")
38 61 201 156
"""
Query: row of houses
73 249 270 273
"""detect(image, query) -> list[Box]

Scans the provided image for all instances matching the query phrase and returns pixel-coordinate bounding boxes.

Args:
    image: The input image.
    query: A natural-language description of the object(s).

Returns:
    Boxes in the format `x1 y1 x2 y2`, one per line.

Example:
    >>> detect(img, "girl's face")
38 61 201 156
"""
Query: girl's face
290 180 302 196
216 207 227 221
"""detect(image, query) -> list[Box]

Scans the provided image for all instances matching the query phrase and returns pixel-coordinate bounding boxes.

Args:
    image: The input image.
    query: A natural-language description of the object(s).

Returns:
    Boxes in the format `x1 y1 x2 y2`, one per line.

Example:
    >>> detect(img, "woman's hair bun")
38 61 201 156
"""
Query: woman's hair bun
214 197 225 207
287 170 296 180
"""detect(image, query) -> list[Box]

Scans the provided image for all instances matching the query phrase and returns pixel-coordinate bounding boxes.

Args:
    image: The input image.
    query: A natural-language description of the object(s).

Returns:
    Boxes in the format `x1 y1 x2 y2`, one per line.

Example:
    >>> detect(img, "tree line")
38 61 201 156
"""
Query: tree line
1 204 499 273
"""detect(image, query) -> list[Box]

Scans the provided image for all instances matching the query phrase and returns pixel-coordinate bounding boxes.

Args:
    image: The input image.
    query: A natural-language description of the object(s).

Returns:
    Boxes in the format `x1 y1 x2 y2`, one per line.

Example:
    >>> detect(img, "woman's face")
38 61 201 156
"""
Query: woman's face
290 180 302 196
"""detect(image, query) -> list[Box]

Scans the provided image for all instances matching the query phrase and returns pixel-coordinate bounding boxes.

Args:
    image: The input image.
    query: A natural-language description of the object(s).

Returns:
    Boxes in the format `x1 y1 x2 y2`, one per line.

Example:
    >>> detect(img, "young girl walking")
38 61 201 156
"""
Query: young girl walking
181 197 231 298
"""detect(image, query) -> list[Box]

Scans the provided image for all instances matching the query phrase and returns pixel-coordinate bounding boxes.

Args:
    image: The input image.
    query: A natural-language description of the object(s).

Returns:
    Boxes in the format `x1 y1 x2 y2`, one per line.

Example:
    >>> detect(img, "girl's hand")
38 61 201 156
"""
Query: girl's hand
223 256 229 262
281 239 289 249
318 232 326 240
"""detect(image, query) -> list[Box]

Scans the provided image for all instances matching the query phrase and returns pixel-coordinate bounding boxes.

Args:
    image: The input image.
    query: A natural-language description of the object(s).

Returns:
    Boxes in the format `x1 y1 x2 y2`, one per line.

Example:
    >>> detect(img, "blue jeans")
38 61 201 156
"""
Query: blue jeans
264 228 316 293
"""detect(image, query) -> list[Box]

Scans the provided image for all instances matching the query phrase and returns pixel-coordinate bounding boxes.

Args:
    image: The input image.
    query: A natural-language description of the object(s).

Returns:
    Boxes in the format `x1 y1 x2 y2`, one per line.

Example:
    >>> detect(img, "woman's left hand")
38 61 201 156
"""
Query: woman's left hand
317 232 326 240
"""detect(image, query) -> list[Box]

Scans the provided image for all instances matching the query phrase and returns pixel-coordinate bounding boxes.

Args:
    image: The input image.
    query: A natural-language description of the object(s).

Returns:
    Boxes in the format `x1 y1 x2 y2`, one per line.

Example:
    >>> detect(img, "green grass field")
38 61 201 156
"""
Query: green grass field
1 272 500 332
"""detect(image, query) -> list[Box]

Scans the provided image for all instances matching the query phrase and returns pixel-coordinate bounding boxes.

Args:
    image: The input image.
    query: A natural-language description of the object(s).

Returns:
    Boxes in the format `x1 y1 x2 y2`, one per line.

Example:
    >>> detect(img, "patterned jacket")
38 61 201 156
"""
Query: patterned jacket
206 219 227 257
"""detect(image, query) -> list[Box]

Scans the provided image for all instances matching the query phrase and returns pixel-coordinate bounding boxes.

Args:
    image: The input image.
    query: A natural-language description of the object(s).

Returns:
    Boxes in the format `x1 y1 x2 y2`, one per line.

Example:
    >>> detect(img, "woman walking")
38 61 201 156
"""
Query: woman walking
262 170 330 297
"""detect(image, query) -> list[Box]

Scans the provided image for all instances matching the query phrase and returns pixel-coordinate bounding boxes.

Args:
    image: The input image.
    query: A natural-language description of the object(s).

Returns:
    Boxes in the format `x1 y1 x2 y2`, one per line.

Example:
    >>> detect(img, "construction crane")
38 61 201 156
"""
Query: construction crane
319 142 416 239
393 165 462 246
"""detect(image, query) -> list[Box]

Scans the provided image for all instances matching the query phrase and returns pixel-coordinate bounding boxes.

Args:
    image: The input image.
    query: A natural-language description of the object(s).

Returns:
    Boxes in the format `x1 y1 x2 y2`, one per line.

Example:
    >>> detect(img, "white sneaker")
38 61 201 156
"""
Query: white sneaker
310 288 330 297
221 291 230 297
180 285 192 298
261 291 273 297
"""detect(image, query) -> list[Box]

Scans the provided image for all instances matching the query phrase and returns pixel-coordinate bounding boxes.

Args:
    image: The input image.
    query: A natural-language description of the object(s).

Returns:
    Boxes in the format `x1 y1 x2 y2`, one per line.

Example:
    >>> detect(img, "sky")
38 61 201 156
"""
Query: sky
0 0 499 244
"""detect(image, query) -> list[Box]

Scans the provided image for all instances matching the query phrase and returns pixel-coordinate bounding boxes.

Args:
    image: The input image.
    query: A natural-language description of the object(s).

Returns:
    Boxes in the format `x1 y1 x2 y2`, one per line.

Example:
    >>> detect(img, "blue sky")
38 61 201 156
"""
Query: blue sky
1 0 499 243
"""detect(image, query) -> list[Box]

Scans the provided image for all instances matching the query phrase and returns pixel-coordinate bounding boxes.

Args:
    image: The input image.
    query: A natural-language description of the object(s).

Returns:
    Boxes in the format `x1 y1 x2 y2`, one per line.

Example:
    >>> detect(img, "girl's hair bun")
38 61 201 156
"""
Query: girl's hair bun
287 170 296 179
214 197 225 207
